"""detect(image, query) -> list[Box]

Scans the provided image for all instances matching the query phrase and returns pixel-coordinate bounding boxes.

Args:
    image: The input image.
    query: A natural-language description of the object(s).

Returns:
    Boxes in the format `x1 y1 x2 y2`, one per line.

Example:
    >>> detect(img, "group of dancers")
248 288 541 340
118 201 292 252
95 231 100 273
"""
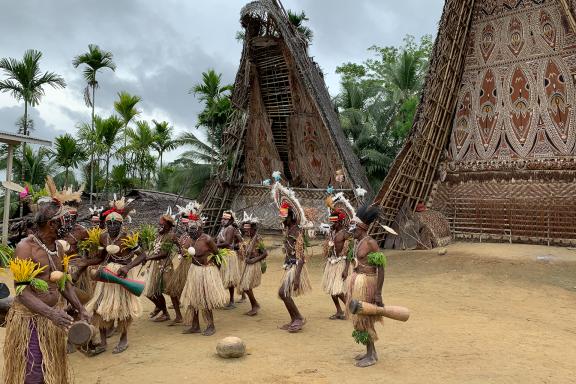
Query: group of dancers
3 174 388 383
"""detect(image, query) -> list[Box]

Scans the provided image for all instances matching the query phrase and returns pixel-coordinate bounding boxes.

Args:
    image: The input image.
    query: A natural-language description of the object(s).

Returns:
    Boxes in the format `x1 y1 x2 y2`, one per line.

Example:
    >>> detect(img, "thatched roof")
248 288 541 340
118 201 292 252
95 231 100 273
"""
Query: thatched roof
231 0 371 192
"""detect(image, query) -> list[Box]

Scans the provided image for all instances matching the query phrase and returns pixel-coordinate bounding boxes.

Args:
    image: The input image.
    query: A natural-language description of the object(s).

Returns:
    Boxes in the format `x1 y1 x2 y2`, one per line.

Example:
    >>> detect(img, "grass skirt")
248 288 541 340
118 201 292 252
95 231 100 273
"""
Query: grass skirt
85 262 142 332
346 272 383 341
321 258 350 296
279 264 312 298
69 264 96 305
142 260 173 297
238 261 262 292
180 264 228 315
219 250 240 288
165 257 192 298
3 302 71 384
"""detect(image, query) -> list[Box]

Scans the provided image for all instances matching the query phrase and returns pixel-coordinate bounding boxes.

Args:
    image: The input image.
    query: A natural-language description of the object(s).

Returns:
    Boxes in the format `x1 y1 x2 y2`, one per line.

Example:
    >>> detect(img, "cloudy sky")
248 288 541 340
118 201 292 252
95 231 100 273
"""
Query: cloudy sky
0 0 443 164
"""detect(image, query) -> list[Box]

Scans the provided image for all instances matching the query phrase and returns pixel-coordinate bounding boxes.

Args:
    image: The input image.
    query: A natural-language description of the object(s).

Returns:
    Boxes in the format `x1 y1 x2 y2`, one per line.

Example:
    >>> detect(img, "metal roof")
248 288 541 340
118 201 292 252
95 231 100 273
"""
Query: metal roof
0 131 51 146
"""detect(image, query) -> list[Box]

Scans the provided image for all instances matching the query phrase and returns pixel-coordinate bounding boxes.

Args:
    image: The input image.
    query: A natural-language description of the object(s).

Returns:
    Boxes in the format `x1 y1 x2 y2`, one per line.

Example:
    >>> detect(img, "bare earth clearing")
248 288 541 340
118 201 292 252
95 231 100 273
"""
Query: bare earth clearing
2 239 576 383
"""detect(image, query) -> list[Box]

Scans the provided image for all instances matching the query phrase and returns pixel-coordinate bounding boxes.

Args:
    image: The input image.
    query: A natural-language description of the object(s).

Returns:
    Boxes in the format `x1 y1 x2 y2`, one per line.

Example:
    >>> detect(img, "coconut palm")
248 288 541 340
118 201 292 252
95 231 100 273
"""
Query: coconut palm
114 91 141 167
51 134 87 187
287 10 313 43
0 49 65 209
0 145 56 187
72 44 116 203
124 121 156 186
98 115 123 200
190 70 233 173
151 120 178 172
77 118 106 197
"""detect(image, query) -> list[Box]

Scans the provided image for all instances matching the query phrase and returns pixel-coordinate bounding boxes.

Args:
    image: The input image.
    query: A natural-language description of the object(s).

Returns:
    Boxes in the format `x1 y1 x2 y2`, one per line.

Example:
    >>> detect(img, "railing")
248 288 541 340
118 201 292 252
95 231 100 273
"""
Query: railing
446 196 576 245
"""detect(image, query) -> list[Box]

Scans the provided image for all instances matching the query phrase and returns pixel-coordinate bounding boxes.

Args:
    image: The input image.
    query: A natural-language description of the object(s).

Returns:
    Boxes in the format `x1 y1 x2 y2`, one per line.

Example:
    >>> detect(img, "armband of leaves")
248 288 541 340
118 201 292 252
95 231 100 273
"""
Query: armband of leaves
367 251 386 267
346 241 354 262
10 259 48 295
121 232 140 251
160 241 176 255
257 241 266 253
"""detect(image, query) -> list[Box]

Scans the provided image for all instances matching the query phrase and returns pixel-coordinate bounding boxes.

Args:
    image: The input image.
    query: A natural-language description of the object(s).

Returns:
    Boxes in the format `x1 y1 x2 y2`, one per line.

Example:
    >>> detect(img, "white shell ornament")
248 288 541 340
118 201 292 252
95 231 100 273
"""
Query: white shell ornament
187 247 196 257
49 270 65 282
106 245 120 255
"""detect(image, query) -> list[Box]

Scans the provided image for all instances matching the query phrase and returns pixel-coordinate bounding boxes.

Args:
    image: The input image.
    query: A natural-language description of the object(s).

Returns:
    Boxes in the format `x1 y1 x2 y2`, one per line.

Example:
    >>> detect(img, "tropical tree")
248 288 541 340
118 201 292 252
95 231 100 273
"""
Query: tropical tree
97 115 123 200
77 117 106 198
51 134 87 187
177 131 220 165
151 120 178 171
72 44 116 203
335 35 432 188
190 69 233 173
124 120 156 186
287 10 313 43
114 91 141 167
0 145 56 187
0 49 66 200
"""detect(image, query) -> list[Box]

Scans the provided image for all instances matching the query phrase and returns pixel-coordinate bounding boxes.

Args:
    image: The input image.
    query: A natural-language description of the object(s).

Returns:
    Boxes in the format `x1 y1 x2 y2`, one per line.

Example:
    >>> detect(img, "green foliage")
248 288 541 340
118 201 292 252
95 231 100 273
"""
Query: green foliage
139 224 157 252
287 10 313 43
156 162 210 199
0 145 56 187
335 34 433 187
0 244 14 268
260 260 267 274
52 134 87 186
160 240 176 255
346 241 354 262
352 330 370 345
30 278 49 293
367 251 387 267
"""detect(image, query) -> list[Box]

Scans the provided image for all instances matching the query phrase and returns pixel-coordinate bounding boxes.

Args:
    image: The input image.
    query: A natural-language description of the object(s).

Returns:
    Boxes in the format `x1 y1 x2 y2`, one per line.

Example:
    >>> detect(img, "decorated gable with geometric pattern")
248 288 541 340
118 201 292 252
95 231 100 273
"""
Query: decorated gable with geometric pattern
447 0 576 176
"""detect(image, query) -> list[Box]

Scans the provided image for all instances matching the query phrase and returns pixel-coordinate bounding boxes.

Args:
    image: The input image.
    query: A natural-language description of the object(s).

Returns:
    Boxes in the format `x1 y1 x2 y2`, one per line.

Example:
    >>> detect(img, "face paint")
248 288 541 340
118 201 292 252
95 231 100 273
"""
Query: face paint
55 212 74 239
107 220 122 238
188 221 201 239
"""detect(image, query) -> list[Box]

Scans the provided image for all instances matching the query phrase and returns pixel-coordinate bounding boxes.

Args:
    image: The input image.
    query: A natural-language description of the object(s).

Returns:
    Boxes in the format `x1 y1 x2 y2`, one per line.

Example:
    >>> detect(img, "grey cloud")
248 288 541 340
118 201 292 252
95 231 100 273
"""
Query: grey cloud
1 0 443 149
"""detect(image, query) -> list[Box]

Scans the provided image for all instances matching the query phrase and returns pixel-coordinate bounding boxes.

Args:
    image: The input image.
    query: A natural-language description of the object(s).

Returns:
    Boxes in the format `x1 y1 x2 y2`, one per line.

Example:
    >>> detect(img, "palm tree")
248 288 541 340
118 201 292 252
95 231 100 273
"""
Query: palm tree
98 115 123 200
77 118 105 196
125 121 156 186
190 70 233 173
177 131 220 164
0 49 65 217
51 134 87 187
72 44 116 204
114 91 141 167
151 120 178 171
287 10 313 43
0 145 56 187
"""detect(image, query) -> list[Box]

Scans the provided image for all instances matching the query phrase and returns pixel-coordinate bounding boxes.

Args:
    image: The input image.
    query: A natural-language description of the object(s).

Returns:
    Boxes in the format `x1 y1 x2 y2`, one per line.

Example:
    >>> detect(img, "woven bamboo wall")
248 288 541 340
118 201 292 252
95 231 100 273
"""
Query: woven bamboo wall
429 0 576 245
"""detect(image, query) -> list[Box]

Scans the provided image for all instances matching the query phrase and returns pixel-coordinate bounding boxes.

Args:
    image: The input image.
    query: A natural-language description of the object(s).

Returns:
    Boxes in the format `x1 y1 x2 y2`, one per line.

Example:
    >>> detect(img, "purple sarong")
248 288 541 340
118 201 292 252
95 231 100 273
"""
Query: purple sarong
24 321 43 384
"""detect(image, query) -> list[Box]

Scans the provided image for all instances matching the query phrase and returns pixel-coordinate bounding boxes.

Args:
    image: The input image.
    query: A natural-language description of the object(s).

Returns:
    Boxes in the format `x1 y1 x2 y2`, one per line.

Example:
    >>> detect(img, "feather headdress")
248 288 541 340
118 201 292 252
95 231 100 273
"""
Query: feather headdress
177 201 204 224
325 192 356 225
241 211 260 225
45 176 84 205
102 193 136 223
161 206 176 224
271 177 314 229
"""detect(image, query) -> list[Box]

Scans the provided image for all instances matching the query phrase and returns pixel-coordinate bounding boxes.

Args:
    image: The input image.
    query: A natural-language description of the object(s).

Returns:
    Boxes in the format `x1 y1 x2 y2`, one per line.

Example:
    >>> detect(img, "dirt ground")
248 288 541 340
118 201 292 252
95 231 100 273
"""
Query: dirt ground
2 239 576 383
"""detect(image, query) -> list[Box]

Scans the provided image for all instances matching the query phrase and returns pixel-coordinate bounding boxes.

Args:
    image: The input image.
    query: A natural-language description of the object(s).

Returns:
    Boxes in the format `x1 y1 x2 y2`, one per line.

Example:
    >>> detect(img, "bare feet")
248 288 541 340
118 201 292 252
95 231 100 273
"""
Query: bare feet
355 355 377 367
237 297 246 304
244 306 260 316
182 326 201 334
168 318 183 326
222 302 236 310
152 314 171 322
202 326 216 336
329 312 346 320
288 318 305 333
112 343 129 354
354 353 367 361
278 322 292 330
149 308 161 318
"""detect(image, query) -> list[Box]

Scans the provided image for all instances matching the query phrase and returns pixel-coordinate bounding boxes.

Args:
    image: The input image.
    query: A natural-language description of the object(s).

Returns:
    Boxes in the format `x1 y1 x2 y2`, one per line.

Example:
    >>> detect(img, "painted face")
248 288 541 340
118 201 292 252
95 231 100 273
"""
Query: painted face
106 220 122 238
69 210 78 226
50 212 73 239
188 221 202 239
221 218 230 227
243 224 254 237
158 218 171 234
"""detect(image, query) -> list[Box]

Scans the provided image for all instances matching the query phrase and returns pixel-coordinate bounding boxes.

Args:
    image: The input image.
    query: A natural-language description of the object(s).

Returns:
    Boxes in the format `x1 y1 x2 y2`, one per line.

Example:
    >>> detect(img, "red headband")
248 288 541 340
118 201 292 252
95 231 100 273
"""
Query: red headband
329 210 346 222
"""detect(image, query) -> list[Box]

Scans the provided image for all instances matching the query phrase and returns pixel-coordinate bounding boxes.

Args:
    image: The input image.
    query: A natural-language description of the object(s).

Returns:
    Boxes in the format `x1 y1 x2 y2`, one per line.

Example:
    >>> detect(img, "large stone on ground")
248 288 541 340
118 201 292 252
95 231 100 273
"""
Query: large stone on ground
216 336 246 358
